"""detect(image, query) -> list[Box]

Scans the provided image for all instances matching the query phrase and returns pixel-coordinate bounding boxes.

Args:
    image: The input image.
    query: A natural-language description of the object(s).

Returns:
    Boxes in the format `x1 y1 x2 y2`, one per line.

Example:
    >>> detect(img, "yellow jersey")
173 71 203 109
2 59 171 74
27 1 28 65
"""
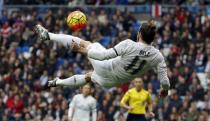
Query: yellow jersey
121 88 151 114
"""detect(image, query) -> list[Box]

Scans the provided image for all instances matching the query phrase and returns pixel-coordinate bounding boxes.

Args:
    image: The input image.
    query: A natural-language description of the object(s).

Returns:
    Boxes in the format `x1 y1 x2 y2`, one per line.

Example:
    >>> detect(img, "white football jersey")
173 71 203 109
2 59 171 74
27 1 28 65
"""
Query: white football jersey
68 94 97 121
88 39 170 89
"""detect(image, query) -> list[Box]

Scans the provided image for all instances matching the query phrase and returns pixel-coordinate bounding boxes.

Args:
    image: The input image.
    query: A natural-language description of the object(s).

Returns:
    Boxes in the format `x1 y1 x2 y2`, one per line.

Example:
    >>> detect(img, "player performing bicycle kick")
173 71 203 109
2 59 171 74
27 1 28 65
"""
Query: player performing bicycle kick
34 20 170 97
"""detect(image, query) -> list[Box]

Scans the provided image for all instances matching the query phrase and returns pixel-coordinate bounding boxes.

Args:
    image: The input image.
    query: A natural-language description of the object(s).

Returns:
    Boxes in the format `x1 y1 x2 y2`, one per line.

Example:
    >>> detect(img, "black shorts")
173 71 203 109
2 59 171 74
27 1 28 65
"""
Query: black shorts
126 113 147 121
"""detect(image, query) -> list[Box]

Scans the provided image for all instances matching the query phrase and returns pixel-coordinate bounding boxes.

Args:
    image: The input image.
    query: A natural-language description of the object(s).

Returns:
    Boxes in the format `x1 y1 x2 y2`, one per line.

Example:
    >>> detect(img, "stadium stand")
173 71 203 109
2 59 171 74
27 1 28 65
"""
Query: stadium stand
4 0 210 5
0 4 210 121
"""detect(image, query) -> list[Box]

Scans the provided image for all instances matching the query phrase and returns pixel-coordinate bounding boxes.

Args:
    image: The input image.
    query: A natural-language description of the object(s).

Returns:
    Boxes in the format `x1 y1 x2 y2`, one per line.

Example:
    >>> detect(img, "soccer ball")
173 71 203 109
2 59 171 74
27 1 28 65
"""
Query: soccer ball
66 11 87 31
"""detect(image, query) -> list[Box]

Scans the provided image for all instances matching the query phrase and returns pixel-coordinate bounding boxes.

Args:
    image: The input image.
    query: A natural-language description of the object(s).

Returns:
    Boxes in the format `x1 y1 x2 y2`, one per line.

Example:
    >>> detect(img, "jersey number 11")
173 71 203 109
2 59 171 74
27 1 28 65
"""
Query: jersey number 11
124 56 147 75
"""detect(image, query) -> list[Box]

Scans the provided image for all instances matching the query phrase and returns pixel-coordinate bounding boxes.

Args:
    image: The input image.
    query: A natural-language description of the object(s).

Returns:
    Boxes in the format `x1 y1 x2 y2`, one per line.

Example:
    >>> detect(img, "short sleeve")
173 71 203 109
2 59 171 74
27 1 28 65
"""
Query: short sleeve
121 90 130 104
147 92 152 104
90 99 97 111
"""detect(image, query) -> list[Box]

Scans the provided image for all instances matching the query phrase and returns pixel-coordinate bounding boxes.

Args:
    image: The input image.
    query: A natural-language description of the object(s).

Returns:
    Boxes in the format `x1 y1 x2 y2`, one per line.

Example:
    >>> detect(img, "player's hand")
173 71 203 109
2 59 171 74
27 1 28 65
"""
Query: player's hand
146 112 155 119
127 106 134 110
159 89 168 98
68 116 72 121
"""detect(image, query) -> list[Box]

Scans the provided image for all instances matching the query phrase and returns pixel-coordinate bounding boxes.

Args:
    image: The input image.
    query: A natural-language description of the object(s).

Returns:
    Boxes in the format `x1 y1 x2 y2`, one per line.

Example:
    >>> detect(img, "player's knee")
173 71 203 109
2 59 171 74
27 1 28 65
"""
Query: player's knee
85 72 92 82
81 40 91 48
72 40 91 55
71 41 79 50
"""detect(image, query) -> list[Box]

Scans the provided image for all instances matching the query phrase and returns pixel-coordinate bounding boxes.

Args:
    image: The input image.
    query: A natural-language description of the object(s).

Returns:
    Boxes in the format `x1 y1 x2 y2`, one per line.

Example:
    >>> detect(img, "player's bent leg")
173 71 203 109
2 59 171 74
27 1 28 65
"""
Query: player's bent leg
48 72 92 88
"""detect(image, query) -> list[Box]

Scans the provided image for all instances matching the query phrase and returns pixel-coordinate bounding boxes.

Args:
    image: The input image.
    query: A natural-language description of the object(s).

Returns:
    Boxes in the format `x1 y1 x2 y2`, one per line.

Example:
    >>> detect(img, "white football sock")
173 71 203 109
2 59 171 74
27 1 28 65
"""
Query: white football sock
56 75 86 87
49 33 81 48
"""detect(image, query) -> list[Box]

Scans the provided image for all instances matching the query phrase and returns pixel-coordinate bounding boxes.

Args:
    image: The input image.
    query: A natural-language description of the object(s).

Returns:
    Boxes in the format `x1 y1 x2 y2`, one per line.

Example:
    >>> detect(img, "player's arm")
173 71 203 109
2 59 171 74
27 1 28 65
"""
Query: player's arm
88 39 131 61
120 91 133 110
146 93 154 118
91 99 97 121
147 93 153 112
157 59 170 90
157 57 170 97
68 96 76 121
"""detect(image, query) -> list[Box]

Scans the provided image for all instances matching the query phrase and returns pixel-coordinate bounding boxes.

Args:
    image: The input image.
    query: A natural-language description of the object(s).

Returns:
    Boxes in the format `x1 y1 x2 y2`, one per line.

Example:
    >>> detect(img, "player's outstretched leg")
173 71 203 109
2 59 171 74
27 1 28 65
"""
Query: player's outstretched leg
34 24 91 55
48 72 92 88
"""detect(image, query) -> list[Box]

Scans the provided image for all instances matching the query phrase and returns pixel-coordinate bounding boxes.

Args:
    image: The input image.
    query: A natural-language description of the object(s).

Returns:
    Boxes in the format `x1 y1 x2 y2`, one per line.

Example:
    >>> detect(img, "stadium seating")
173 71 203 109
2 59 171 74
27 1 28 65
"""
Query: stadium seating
0 4 210 121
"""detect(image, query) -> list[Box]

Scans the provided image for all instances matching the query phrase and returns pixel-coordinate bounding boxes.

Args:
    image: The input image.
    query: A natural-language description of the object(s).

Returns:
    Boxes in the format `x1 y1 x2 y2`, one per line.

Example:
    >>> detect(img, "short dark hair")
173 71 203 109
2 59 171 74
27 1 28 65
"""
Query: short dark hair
139 20 157 44
82 82 95 88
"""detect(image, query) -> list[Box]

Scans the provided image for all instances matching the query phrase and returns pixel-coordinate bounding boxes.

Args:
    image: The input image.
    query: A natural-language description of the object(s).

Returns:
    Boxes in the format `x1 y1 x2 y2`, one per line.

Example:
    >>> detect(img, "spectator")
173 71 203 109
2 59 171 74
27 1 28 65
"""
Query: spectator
0 0 3 17
186 102 200 121
4 0 210 5
205 55 210 83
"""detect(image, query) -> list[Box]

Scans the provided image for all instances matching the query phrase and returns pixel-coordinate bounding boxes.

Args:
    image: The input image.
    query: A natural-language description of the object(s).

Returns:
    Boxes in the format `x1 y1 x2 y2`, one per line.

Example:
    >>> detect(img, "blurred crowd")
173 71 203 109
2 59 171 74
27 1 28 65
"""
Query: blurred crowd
4 0 210 5
0 6 210 121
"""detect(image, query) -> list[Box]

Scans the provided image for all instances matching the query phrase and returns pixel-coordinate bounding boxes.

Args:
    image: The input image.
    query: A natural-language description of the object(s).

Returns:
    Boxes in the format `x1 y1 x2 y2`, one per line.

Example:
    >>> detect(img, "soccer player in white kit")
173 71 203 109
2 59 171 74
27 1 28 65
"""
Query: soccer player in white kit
68 83 97 121
34 20 170 97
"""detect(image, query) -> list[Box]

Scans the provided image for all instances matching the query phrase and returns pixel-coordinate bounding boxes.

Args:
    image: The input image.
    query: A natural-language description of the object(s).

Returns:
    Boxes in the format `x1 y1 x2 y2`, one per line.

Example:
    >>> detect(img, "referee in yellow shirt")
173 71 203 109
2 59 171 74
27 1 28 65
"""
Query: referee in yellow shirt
120 78 154 121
